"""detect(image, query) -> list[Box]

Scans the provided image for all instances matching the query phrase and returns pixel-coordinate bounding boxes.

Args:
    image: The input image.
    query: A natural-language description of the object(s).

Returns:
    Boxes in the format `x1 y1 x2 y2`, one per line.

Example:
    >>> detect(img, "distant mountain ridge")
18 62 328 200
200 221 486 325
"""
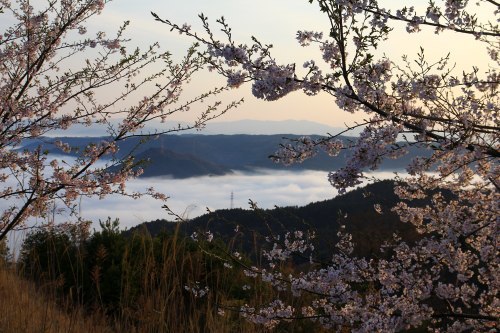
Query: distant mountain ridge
20 134 431 178
199 119 352 135
44 119 353 137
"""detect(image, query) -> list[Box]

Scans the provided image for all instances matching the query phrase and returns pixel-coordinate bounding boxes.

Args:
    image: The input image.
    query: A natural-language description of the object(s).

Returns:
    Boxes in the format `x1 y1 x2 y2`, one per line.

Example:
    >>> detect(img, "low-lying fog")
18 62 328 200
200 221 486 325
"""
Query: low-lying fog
83 169 338 226
5 168 400 252
76 169 399 228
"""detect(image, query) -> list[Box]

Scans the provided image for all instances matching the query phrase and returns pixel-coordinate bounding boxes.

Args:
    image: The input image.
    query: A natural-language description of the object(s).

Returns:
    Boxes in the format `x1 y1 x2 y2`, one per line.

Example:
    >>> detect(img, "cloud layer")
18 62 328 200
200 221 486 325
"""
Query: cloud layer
4 168 400 253
80 169 337 228
79 169 401 229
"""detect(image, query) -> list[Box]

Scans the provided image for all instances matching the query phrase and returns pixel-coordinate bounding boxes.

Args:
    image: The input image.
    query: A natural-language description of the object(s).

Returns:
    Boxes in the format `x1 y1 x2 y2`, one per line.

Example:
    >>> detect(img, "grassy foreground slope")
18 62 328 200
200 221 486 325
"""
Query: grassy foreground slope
0 264 111 333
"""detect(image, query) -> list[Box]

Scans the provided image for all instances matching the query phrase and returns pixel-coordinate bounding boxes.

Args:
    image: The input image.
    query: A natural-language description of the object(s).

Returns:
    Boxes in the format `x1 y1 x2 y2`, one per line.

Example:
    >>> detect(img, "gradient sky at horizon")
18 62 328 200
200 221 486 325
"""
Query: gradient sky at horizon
0 0 493 130
89 0 493 129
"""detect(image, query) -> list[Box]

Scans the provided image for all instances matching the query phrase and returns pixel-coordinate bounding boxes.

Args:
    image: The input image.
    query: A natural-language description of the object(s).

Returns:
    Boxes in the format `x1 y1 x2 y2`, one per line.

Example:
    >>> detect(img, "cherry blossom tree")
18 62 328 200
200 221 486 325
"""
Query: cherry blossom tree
156 0 499 331
0 0 241 241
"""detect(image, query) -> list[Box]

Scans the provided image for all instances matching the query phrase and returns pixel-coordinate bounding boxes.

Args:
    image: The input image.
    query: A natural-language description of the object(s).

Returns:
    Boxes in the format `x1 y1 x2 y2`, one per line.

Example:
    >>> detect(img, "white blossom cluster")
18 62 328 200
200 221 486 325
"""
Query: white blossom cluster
184 282 210 298
329 123 405 193
158 0 499 330
0 2 240 240
262 230 315 263
271 136 344 165
190 231 214 242
241 300 294 329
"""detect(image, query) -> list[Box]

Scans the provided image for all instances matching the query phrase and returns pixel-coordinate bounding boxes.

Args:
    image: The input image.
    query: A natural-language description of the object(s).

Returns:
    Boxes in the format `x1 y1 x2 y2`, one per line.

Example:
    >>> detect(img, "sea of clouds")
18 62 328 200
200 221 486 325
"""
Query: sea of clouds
4 165 400 252
81 169 337 227
77 169 400 228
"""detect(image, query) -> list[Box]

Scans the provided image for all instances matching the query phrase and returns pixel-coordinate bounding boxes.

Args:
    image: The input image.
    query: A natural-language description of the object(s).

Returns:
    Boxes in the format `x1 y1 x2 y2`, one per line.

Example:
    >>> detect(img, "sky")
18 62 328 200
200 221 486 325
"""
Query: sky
81 0 492 130
91 0 343 127
1 0 491 130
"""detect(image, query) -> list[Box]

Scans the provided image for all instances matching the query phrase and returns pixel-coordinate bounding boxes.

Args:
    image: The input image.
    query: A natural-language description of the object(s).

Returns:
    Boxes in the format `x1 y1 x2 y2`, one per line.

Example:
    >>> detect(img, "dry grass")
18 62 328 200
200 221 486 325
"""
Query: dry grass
108 230 264 333
1 226 327 333
0 263 111 333
0 261 262 333
0 228 263 333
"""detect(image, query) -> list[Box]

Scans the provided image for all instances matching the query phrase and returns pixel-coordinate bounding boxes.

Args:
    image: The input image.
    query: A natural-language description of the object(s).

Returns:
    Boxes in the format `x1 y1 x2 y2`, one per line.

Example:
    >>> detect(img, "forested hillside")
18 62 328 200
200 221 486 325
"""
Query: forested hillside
131 180 424 258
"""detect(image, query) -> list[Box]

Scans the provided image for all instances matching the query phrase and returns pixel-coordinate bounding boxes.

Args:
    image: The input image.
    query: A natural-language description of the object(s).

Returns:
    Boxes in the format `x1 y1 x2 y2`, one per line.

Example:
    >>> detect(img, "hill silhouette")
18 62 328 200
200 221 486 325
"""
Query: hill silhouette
128 180 423 259
128 148 232 178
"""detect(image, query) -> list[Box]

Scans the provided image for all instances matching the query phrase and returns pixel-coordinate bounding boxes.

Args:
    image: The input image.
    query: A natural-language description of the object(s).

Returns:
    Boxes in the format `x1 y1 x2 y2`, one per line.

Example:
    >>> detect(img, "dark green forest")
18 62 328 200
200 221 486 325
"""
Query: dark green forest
16 181 431 329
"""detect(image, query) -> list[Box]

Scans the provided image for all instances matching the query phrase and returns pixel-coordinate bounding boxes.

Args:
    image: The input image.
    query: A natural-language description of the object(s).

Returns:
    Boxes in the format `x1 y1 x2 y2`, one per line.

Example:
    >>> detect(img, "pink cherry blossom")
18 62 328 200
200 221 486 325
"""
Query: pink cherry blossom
0 1 240 240
157 0 499 330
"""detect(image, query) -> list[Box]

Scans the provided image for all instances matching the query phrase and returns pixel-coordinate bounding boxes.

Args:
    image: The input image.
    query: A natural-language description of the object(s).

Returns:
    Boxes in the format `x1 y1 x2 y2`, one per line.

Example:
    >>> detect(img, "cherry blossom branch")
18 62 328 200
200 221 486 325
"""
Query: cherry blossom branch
0 0 241 239
361 5 500 37
159 1 499 330
432 312 498 321
484 0 500 6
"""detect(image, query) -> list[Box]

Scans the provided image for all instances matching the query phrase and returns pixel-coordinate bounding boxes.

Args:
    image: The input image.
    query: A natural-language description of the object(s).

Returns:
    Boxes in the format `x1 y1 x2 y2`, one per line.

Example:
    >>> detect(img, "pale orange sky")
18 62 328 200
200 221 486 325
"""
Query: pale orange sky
84 0 494 127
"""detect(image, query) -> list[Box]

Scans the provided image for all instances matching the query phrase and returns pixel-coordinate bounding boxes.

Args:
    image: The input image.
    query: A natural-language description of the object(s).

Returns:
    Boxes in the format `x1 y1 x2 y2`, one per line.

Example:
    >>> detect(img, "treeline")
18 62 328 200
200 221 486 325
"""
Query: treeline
133 180 423 260
14 180 446 332
16 218 326 332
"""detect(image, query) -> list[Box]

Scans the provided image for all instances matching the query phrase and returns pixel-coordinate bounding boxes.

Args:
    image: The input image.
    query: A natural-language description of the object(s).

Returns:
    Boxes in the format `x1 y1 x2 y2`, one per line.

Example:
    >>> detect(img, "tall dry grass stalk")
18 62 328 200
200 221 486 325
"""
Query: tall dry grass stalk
13 224 265 333
106 227 327 333
9 223 328 333
0 263 111 333
112 227 262 333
